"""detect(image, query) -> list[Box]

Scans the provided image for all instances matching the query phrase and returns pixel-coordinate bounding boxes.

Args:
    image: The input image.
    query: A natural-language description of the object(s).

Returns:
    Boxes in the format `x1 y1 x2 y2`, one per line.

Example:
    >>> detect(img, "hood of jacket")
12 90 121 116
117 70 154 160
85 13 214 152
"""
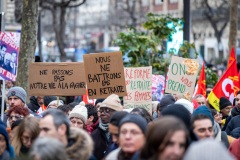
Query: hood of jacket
66 127 93 160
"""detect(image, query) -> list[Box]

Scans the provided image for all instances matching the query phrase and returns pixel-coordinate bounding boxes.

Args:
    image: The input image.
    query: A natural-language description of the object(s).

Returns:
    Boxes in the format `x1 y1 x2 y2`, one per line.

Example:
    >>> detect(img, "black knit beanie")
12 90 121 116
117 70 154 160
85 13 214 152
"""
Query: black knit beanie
219 97 232 110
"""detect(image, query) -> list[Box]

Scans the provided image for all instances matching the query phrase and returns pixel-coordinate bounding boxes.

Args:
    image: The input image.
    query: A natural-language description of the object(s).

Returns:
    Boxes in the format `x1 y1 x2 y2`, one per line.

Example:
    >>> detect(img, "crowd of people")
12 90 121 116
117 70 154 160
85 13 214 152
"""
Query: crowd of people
0 85 240 160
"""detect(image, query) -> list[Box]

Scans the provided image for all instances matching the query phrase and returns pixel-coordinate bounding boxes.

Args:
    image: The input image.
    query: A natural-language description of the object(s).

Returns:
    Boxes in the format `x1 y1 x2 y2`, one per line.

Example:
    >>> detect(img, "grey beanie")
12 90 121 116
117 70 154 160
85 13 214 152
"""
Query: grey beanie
7 86 27 104
119 114 148 133
183 139 235 160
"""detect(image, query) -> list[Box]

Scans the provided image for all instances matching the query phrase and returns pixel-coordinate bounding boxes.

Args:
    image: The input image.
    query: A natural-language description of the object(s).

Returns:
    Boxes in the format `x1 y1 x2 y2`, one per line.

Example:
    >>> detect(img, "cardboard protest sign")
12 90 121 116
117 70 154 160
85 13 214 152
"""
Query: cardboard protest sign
124 67 152 113
152 75 165 102
0 32 19 81
28 62 86 96
83 51 127 99
165 56 199 99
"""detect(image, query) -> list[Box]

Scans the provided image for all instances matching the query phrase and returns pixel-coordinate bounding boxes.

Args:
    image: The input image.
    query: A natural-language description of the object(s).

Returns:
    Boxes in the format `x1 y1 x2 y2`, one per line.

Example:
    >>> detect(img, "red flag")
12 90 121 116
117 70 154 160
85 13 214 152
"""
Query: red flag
193 63 206 98
208 59 240 111
227 47 236 68
82 89 95 105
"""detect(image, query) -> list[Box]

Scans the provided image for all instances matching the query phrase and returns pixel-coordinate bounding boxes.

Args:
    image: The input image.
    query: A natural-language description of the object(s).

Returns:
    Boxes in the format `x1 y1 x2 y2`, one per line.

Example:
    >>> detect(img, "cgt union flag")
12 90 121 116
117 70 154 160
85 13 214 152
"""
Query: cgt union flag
208 59 240 111
193 63 206 98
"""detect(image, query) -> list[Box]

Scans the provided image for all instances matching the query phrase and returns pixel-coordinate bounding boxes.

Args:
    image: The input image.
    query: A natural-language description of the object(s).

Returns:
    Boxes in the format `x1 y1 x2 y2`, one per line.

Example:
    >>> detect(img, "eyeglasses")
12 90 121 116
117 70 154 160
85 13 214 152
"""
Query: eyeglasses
99 108 113 113
9 115 24 120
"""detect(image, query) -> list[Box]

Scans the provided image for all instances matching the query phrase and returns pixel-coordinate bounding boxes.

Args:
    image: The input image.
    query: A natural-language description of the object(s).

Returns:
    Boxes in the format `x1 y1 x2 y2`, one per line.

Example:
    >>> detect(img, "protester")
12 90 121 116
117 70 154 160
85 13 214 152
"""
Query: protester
105 111 128 157
95 98 105 117
219 97 232 129
39 109 93 160
58 104 71 116
7 106 29 127
193 94 206 106
158 94 176 115
69 101 88 129
175 98 194 114
11 117 40 157
91 94 123 160
233 91 240 106
85 103 99 134
183 139 235 160
139 116 189 160
0 121 15 159
225 109 240 135
27 96 45 114
30 137 68 160
106 114 147 160
43 96 57 107
210 109 223 127
47 100 64 109
131 107 152 123
7 86 27 109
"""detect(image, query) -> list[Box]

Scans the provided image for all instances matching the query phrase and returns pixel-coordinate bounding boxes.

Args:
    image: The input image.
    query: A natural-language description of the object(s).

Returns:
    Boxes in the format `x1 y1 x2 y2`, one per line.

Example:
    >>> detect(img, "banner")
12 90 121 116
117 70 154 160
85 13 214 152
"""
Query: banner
193 63 206 98
28 62 86 96
208 59 240 111
124 67 152 113
0 32 19 81
165 56 199 99
83 51 127 99
152 75 165 101
227 48 236 69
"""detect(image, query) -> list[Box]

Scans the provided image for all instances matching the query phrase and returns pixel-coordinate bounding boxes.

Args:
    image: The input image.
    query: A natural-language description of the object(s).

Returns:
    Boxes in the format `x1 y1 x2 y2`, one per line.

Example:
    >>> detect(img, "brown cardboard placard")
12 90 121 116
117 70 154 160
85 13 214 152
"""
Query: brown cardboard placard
123 67 152 113
28 62 86 96
83 51 127 99
165 56 199 99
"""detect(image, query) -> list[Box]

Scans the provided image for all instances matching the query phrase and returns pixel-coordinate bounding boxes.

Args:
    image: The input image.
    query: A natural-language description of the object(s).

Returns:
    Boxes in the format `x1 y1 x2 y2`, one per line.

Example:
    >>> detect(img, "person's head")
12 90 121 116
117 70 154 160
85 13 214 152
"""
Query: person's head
11 117 40 156
0 44 7 56
219 97 232 116
210 109 222 125
193 94 206 106
109 111 128 145
7 106 29 127
140 116 189 160
6 80 14 89
11 51 17 63
30 137 68 160
36 96 44 105
43 96 57 107
0 123 10 157
85 103 98 125
7 86 27 108
119 114 147 155
69 102 88 129
234 91 240 106
158 94 176 113
131 107 152 123
99 94 123 124
47 100 64 109
39 109 70 146
58 104 71 116
191 114 214 140
175 98 194 114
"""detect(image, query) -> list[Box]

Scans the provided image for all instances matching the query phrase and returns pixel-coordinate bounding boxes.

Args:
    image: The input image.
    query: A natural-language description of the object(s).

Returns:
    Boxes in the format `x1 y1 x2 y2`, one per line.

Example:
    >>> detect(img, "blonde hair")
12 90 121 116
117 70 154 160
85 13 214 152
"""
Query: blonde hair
11 117 40 156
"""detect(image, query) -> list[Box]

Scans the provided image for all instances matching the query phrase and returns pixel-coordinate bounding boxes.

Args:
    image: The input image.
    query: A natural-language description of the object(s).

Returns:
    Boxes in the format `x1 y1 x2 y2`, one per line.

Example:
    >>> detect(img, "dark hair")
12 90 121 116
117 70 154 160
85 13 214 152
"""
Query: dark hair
191 114 212 129
58 104 71 114
68 102 78 110
140 116 189 160
0 44 7 49
110 111 128 126
85 104 98 123
42 109 70 137
131 108 152 123
210 109 218 117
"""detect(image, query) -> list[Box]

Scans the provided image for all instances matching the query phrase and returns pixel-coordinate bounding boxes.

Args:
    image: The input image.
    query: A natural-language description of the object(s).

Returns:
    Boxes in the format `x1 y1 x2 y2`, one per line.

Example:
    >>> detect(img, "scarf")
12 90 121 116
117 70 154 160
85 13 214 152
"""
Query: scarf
99 119 111 142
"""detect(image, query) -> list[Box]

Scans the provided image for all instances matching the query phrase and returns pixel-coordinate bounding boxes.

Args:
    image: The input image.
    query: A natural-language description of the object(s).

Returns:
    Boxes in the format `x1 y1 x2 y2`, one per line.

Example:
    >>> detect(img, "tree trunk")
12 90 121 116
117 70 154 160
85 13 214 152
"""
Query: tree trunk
228 0 238 51
16 0 38 92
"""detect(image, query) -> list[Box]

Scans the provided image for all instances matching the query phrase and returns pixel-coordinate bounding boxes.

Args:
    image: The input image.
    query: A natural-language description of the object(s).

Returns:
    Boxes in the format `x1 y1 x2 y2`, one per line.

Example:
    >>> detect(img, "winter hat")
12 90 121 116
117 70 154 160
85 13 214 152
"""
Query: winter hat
219 97 232 110
119 114 148 133
110 111 129 127
183 139 235 160
69 101 88 124
7 86 27 104
192 106 214 124
100 94 123 111
0 123 10 152
44 96 57 107
161 104 191 128
47 100 64 109
229 138 240 159
175 98 194 114
159 94 176 111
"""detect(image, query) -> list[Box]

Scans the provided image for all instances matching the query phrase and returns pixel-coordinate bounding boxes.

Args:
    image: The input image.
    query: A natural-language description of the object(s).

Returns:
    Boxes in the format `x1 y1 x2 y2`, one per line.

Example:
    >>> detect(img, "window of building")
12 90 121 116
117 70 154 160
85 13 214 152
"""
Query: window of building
155 0 163 5
169 0 178 3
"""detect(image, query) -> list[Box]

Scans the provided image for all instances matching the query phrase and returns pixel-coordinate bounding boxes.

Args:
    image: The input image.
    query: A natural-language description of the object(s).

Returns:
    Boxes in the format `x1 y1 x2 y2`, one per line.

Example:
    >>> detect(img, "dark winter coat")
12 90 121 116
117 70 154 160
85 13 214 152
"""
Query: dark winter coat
27 96 40 113
225 115 240 135
91 127 112 160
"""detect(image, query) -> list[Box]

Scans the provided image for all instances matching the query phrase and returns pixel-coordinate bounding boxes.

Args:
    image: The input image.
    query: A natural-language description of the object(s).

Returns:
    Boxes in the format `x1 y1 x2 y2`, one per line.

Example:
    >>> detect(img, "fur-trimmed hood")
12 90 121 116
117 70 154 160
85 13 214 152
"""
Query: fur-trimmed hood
66 127 93 160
